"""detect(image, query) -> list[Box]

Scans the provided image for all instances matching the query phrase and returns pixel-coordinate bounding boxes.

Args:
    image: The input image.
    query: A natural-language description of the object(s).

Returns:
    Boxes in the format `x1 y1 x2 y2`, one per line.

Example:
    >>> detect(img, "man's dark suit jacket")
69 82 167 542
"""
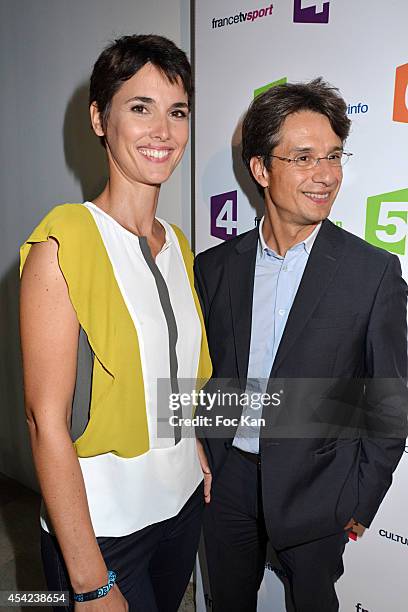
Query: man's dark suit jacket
194 219 408 549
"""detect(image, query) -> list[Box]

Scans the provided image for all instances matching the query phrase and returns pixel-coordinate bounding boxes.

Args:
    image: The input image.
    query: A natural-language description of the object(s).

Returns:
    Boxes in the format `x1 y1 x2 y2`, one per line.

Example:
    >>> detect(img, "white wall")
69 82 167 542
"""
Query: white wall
0 0 191 489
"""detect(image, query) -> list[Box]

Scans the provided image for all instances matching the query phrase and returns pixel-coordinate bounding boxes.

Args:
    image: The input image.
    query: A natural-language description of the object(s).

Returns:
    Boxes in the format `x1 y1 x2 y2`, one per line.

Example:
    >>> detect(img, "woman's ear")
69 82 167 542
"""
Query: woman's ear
250 156 269 188
90 102 105 137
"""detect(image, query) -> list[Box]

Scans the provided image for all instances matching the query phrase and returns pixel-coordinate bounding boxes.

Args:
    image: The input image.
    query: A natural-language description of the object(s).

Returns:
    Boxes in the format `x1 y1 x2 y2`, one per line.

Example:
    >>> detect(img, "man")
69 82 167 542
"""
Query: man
194 79 407 611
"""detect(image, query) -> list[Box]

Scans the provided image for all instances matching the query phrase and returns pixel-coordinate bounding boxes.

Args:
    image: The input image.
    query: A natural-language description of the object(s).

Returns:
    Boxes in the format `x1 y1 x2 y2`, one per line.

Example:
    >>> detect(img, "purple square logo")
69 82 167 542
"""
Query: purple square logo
210 190 238 241
293 0 330 24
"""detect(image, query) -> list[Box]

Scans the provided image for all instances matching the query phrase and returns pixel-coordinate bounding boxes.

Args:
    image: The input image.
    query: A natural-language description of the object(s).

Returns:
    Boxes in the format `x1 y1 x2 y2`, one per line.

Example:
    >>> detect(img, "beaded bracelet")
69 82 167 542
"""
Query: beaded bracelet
73 570 117 602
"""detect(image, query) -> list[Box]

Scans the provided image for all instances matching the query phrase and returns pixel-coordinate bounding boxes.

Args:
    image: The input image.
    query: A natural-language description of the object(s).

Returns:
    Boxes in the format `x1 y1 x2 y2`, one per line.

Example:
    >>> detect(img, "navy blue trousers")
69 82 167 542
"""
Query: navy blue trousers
41 483 204 611
203 447 348 612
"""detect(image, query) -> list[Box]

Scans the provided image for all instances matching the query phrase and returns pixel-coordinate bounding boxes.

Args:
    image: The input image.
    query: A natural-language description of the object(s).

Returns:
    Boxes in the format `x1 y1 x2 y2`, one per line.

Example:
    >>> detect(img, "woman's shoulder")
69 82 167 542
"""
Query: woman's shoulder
24 203 98 245
20 204 99 275
36 203 92 231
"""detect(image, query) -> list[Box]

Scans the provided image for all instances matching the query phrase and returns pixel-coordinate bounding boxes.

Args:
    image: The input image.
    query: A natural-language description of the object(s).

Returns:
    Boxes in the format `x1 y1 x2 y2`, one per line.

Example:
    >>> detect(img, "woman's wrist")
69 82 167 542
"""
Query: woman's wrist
74 570 117 602
70 562 108 593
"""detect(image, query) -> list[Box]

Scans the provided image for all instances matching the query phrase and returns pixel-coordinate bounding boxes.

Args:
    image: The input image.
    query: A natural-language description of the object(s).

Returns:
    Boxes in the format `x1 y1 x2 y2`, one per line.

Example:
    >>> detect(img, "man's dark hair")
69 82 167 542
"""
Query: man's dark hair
89 34 193 133
242 78 351 193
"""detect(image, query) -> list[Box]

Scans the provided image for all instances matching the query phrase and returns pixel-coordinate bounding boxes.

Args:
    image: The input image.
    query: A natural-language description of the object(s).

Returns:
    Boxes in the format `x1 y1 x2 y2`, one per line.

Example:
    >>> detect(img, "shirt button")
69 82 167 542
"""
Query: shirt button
278 309 285 316
282 265 288 271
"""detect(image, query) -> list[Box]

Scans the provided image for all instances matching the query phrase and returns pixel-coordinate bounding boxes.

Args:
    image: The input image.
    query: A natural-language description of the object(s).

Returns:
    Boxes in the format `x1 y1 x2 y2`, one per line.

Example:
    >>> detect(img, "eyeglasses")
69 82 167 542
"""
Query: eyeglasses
268 151 353 170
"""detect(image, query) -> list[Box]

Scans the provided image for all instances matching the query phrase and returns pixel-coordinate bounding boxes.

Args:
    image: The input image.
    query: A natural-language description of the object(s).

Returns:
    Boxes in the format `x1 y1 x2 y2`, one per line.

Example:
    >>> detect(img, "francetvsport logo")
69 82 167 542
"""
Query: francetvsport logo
210 190 238 240
211 4 274 29
393 62 408 123
365 188 408 255
293 0 330 24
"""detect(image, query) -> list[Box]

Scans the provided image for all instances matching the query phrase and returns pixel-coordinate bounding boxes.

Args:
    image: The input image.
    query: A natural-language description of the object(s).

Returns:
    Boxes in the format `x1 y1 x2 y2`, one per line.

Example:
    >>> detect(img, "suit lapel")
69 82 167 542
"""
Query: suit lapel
271 220 346 374
228 227 258 386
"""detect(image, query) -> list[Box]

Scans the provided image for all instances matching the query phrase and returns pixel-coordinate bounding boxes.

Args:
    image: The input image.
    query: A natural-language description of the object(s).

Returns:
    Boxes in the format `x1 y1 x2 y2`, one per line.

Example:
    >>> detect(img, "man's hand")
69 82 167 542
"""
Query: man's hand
196 439 212 503
344 517 358 531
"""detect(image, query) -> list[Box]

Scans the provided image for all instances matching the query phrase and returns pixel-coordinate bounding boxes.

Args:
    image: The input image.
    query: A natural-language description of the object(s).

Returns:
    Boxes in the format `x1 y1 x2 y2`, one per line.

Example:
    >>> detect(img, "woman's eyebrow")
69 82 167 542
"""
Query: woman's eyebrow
124 97 189 108
125 95 155 104
171 102 189 109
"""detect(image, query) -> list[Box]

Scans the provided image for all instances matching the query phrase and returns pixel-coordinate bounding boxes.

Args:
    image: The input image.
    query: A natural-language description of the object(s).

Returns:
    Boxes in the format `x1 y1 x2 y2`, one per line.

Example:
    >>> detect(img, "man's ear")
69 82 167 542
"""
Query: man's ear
249 156 269 188
90 102 105 137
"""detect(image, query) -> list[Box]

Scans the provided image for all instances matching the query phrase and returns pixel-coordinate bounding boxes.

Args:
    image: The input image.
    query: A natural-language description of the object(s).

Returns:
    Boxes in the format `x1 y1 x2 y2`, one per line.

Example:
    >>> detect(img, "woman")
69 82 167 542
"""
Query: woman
20 34 211 611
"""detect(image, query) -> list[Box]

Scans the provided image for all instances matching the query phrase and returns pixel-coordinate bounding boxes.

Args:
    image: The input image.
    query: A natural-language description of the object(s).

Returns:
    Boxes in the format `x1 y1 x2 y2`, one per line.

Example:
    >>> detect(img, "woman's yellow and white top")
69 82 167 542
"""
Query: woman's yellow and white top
20 202 211 537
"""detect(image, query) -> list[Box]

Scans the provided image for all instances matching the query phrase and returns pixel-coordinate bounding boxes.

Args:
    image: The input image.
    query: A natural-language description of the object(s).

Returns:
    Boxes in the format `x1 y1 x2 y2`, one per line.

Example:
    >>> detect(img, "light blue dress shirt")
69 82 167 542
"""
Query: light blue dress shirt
233 217 321 453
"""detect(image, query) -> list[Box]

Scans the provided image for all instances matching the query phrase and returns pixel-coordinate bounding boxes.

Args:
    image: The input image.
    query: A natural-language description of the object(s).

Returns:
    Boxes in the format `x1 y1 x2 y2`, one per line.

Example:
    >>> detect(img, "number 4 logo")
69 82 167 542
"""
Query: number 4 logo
365 188 408 255
210 190 238 241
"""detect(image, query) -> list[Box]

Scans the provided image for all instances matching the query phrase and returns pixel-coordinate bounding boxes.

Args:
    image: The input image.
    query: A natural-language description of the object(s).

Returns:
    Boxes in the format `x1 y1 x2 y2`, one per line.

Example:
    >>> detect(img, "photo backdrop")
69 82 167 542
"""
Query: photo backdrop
194 1 408 610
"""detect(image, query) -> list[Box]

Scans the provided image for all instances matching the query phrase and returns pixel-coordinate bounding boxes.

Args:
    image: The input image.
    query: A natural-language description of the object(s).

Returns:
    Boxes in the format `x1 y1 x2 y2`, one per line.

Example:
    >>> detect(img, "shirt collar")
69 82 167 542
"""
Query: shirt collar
258 216 322 257
156 219 172 254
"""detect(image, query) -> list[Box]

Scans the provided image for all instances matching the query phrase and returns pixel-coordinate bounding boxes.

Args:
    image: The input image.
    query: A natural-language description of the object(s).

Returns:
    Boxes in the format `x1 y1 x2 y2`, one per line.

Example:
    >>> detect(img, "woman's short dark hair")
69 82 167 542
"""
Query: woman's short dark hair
89 34 193 132
242 77 351 179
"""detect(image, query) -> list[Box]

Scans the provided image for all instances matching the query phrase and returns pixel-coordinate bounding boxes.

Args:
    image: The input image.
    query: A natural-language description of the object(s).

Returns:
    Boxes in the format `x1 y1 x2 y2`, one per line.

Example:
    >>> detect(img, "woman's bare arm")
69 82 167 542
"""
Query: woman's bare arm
20 239 127 609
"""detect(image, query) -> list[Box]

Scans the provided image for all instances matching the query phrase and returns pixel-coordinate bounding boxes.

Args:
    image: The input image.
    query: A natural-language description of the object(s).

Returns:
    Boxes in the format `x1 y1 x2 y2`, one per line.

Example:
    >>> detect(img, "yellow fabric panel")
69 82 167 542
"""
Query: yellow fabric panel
20 204 150 458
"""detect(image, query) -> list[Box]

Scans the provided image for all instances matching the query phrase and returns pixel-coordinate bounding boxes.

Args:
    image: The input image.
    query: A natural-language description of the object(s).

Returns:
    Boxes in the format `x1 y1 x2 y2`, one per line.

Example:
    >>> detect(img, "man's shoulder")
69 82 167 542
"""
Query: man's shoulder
327 219 394 264
195 227 258 269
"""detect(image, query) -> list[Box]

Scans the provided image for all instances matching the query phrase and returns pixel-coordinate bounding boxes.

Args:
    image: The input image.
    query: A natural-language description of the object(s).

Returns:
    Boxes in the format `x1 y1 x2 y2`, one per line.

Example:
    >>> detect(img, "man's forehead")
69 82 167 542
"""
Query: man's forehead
278 111 342 147
281 110 332 130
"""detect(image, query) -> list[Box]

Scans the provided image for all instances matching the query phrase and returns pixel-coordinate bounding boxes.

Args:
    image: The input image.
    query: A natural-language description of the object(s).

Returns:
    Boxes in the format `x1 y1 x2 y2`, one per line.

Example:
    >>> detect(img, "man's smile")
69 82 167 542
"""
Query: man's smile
303 191 330 202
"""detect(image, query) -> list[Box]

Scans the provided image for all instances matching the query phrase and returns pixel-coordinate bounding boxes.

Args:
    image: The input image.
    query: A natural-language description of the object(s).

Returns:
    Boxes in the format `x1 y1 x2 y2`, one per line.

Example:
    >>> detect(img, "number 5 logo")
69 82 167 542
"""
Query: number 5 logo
210 190 238 241
365 189 408 255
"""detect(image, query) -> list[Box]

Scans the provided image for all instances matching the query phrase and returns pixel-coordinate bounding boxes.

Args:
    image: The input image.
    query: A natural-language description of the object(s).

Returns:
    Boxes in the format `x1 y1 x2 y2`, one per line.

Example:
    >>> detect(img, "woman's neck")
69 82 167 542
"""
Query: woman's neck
93 179 161 238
